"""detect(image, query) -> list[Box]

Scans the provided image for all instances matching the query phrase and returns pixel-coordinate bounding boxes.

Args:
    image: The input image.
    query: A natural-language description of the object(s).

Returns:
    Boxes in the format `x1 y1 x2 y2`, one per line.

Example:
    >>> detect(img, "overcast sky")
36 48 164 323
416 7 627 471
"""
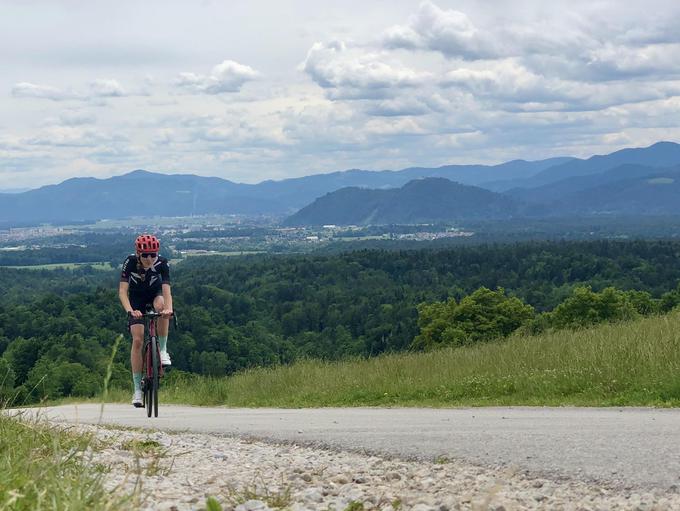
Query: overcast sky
2 0 680 189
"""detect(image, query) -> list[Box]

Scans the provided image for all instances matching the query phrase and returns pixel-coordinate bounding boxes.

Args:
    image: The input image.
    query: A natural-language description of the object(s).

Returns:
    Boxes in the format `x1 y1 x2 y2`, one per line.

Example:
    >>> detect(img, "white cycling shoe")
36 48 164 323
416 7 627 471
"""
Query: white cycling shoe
160 351 171 367
132 389 143 407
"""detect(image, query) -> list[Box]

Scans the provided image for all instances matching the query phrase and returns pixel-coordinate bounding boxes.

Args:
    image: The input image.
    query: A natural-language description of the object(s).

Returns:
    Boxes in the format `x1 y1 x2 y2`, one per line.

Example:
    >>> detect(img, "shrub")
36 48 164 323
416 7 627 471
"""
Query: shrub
411 287 534 350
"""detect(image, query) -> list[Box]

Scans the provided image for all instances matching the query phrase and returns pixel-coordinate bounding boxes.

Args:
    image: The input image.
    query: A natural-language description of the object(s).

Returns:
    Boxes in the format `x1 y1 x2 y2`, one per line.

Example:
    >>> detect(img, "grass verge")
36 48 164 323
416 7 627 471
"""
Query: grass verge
48 310 680 408
0 412 130 510
1 333 132 510
156 310 680 407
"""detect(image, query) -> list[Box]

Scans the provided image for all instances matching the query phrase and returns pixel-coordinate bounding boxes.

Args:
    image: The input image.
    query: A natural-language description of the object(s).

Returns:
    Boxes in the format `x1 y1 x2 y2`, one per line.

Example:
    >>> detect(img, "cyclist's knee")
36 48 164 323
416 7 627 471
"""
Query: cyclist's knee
153 295 165 311
130 325 144 346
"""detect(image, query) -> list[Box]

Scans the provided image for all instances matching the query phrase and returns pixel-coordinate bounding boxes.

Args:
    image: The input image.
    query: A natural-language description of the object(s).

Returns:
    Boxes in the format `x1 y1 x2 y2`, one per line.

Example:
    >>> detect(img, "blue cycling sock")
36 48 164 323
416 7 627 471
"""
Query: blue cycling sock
133 372 142 392
159 335 168 352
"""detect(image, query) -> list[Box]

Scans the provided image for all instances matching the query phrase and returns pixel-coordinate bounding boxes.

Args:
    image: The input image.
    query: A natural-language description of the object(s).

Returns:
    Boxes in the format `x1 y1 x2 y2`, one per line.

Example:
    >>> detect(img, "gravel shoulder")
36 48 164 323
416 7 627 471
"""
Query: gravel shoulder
72 423 680 511
16 404 680 509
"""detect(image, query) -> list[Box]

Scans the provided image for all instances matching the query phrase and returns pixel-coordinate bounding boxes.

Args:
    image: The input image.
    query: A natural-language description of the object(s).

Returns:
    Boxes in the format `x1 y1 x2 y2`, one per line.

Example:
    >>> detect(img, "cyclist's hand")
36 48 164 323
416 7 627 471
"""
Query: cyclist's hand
130 310 143 319
161 308 173 317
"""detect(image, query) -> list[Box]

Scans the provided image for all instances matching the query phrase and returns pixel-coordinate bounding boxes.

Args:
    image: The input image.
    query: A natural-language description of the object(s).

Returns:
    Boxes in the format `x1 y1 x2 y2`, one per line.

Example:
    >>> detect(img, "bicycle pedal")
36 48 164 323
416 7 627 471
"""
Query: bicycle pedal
133 402 144 408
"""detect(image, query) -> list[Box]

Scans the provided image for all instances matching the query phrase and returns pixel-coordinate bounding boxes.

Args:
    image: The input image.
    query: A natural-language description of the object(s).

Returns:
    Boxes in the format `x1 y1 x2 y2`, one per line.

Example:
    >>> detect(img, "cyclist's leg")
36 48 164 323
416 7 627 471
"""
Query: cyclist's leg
130 324 144 374
128 297 146 375
129 321 144 406
153 294 171 364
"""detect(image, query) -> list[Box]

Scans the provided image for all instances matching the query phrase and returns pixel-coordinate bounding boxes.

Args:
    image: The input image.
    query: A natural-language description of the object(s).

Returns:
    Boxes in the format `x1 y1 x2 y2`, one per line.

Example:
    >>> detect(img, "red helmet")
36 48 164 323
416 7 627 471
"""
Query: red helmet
135 234 160 254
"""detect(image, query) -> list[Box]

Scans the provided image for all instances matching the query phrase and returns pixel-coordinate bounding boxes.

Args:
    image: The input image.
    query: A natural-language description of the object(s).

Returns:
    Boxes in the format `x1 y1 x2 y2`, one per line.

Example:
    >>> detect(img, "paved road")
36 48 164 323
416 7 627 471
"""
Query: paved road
18 404 680 490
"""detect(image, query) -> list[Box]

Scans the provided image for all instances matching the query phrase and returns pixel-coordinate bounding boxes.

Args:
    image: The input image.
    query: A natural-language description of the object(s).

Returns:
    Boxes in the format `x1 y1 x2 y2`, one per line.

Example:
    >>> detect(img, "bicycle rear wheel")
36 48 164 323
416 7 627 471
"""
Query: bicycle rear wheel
150 336 160 417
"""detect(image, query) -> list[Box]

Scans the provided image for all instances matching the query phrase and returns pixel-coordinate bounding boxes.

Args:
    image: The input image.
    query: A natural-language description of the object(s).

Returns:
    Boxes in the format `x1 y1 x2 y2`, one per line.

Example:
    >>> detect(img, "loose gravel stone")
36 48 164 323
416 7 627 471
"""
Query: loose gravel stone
60 423 680 510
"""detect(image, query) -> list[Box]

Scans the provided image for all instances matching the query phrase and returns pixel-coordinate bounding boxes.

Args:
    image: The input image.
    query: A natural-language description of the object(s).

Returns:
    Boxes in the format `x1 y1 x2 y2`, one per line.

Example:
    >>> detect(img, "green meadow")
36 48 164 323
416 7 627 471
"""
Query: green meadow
95 310 680 408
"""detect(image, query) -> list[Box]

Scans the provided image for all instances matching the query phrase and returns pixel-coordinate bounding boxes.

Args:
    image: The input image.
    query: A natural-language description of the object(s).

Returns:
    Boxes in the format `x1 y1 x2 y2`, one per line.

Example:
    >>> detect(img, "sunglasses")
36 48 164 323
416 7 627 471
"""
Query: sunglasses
140 252 157 259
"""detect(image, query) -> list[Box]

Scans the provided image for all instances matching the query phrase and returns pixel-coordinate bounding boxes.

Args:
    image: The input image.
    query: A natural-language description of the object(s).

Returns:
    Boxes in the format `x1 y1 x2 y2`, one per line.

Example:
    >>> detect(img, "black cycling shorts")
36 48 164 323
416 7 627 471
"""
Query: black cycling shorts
128 290 163 327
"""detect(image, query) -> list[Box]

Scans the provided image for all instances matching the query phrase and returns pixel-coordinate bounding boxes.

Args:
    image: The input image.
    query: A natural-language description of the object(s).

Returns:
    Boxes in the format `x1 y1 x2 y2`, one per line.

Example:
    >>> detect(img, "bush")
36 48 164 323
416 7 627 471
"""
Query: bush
24 358 100 401
546 286 640 330
411 287 535 350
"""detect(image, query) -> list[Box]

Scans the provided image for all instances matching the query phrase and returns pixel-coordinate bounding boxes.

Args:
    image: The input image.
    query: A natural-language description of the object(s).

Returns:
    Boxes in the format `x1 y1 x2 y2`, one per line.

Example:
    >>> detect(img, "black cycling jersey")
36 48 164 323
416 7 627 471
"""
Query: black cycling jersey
120 254 170 302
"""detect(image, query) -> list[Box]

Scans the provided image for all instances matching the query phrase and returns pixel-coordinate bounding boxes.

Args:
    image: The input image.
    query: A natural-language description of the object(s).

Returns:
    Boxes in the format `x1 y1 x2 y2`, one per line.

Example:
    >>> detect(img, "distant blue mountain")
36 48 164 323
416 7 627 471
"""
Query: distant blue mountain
0 170 279 224
553 166 680 215
502 141 680 191
507 163 679 203
238 157 573 207
0 158 568 224
1 141 679 225
284 178 522 226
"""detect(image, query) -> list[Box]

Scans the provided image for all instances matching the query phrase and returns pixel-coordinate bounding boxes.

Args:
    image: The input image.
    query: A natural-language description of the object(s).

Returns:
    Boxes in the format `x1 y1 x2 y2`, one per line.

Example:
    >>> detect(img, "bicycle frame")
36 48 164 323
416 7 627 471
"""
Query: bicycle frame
141 311 166 418
144 313 164 381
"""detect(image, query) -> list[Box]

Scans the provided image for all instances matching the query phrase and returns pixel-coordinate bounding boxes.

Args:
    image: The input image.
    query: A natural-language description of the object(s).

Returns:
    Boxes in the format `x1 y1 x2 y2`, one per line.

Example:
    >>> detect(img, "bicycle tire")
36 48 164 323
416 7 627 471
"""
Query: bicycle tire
151 336 160 418
145 343 153 418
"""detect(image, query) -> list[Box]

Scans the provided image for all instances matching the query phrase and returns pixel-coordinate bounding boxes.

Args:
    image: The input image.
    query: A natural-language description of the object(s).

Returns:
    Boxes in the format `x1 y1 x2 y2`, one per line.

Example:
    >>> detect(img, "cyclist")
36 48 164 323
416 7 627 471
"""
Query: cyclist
118 234 173 407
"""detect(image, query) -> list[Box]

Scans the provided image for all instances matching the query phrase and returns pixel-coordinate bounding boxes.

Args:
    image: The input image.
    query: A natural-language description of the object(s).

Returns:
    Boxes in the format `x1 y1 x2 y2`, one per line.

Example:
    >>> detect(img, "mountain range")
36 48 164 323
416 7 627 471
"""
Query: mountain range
1 141 679 226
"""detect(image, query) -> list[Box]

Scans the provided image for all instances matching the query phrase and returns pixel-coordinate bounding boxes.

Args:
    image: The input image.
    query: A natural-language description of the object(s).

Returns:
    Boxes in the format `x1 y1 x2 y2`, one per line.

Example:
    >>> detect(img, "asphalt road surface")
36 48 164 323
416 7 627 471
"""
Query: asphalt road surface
19 404 680 491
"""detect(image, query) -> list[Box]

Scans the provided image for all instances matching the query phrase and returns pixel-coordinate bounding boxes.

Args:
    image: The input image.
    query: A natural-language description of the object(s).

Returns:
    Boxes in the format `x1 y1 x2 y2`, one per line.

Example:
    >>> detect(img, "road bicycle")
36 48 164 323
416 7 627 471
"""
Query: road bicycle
137 310 176 418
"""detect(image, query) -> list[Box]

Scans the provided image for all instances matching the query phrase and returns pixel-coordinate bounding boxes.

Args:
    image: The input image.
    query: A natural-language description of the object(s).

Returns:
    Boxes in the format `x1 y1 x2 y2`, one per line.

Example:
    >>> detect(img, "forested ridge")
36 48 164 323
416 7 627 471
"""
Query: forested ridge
2 239 680 403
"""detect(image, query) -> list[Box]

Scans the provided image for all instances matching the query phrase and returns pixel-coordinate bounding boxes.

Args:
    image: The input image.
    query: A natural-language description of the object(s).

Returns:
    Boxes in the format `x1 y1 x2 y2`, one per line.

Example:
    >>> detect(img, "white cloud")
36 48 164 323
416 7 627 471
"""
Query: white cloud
302 41 431 99
175 60 259 94
440 59 680 112
58 111 97 126
364 117 426 136
27 127 124 147
87 144 148 164
382 1 498 59
89 79 126 97
281 102 368 146
365 97 433 117
12 79 133 101
12 82 80 101
584 43 680 79
434 130 487 148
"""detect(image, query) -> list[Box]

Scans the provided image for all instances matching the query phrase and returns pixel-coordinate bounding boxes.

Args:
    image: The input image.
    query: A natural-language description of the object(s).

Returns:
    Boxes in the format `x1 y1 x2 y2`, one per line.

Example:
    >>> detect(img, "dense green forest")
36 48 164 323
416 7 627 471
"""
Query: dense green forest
2 239 680 403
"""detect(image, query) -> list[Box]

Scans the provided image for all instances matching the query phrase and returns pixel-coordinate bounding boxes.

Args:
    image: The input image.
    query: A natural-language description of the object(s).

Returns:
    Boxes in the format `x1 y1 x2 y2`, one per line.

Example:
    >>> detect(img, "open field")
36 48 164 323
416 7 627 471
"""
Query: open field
81 215 252 229
179 250 265 257
0 262 114 270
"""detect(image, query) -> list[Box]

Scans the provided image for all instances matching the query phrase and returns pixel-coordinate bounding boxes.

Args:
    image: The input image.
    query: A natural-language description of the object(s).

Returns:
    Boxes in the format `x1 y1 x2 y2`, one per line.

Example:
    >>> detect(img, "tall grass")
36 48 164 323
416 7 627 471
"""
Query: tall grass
154 311 680 407
0 412 130 510
0 334 130 510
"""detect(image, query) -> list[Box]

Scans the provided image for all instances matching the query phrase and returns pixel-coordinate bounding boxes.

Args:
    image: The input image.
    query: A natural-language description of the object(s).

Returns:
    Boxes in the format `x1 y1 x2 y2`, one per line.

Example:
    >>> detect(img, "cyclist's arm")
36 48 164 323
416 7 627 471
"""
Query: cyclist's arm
118 281 133 313
161 283 173 312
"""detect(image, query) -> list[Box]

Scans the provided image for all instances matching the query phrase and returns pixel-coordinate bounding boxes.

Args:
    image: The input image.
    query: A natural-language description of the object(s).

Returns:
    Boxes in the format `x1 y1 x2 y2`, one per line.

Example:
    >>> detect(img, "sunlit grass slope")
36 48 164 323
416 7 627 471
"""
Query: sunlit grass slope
110 311 680 407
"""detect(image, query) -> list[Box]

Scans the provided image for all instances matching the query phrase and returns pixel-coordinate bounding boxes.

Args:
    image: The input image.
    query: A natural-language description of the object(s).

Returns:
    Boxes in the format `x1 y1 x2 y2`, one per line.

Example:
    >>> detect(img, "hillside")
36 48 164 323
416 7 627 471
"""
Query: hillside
0 170 282 223
508 163 680 204
557 169 680 215
284 177 521 226
500 141 680 190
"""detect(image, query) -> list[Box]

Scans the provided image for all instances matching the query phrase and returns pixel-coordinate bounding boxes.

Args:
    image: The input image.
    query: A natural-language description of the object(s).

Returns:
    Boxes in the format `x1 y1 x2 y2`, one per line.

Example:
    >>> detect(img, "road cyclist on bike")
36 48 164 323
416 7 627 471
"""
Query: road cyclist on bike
118 234 174 407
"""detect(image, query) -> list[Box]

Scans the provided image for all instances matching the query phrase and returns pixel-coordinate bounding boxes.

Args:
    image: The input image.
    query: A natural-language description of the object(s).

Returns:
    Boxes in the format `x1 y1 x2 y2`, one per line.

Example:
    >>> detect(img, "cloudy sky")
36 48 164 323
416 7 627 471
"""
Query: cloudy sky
2 0 680 190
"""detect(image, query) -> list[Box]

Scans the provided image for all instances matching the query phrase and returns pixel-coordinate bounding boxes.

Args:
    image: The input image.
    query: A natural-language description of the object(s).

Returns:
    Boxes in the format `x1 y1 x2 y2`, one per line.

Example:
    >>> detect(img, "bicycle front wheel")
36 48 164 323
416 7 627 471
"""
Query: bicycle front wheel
145 344 153 418
150 336 160 418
